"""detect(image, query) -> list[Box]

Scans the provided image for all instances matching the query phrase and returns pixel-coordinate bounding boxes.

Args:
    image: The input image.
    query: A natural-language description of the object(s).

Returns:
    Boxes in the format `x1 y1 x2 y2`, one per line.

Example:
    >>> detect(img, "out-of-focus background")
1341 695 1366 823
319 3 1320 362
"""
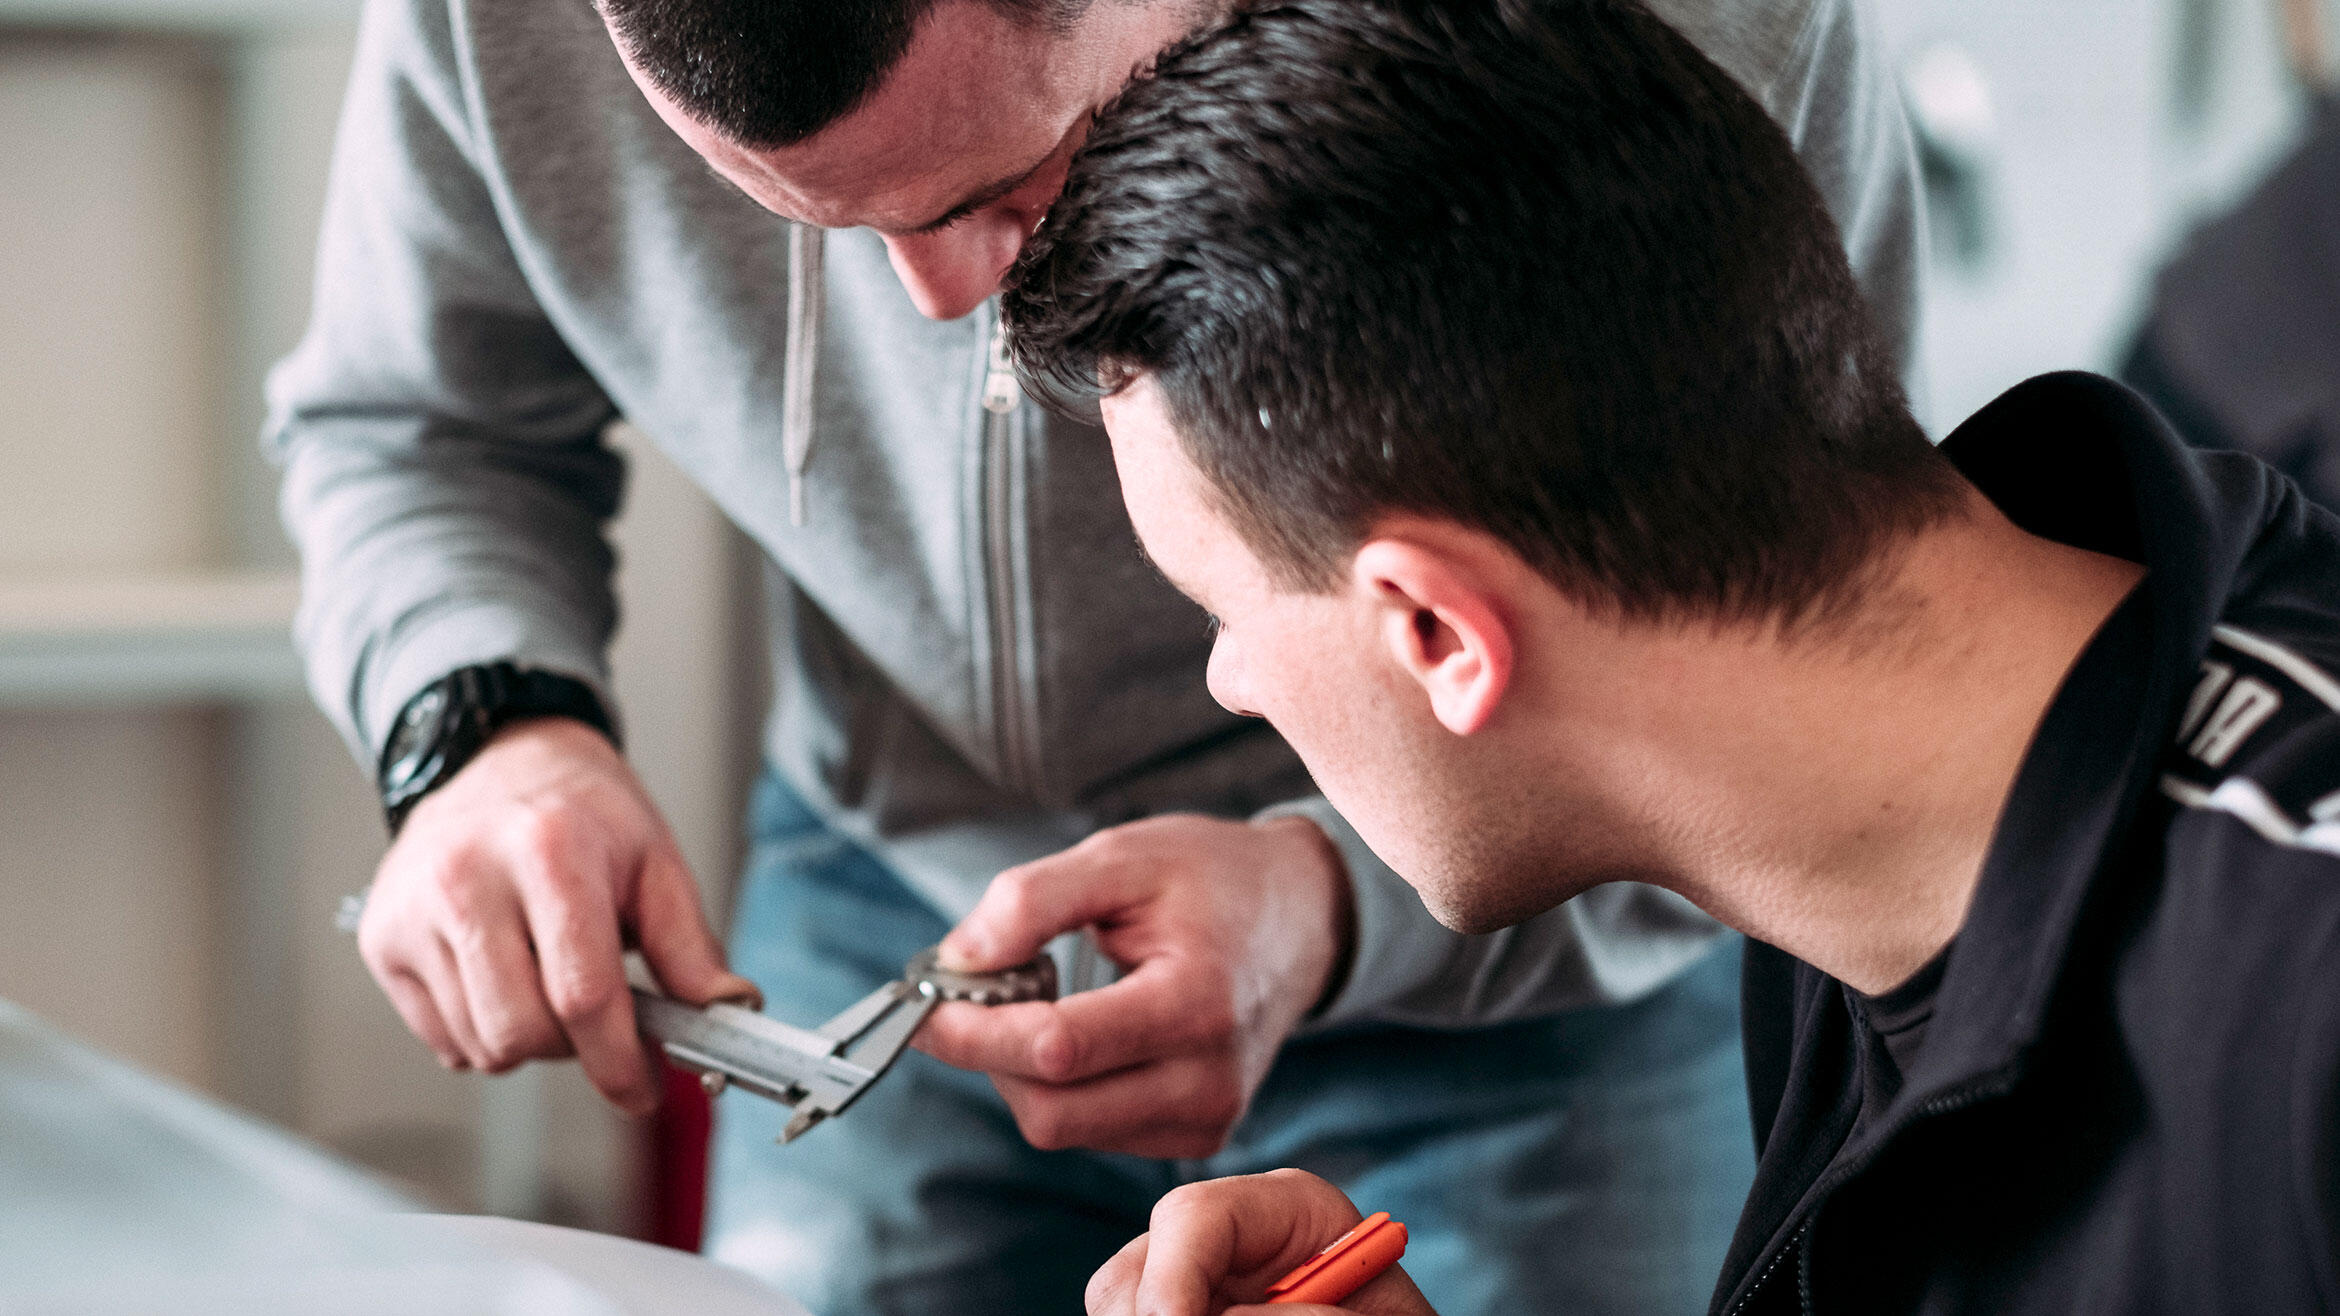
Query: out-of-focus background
0 0 765 1235
0 0 2331 1237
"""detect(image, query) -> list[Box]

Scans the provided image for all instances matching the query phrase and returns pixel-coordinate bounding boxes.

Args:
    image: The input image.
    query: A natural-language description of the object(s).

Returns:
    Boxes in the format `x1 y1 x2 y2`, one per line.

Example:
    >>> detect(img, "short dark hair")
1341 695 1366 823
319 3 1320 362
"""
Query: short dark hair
600 0 1090 148
1006 0 1965 628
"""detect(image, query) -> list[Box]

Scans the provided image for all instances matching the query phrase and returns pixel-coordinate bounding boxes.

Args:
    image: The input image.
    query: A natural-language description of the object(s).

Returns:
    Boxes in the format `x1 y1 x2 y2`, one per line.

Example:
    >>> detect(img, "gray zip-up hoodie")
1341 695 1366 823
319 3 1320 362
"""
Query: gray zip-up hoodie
270 0 1922 1028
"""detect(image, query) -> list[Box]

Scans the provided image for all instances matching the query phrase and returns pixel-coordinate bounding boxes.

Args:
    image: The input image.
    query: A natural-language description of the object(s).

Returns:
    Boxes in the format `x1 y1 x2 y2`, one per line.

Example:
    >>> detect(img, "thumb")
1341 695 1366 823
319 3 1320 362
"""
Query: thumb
632 845 761 1009
940 846 1158 972
1228 1265 1430 1316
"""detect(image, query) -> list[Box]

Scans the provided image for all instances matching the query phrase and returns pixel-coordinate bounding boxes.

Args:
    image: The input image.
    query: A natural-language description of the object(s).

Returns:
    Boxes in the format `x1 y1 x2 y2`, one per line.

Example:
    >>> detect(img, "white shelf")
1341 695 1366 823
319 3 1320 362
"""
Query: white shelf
0 571 303 704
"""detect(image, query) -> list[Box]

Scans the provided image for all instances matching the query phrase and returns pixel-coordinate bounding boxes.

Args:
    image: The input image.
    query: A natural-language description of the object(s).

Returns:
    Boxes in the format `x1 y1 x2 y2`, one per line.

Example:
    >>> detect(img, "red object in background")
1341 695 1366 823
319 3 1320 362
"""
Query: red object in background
646 1060 714 1252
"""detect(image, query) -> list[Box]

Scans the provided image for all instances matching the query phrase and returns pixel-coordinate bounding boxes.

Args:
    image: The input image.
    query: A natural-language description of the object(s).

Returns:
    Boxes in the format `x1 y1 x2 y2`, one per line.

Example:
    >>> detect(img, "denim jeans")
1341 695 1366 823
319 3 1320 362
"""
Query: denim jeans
704 774 1754 1316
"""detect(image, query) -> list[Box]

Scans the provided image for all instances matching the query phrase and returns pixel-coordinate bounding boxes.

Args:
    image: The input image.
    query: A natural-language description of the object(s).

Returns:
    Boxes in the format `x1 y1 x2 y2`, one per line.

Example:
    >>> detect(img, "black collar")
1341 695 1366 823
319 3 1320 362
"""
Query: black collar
1899 371 2270 1100
1715 370 2293 1316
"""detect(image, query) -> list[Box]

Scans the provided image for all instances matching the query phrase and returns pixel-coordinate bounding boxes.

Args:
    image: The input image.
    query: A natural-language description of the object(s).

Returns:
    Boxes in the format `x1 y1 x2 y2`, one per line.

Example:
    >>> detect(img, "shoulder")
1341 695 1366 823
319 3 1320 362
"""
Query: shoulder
2151 622 2340 1296
354 0 613 112
2161 621 2340 864
1638 0 1820 98
1637 0 1921 376
1637 0 1886 131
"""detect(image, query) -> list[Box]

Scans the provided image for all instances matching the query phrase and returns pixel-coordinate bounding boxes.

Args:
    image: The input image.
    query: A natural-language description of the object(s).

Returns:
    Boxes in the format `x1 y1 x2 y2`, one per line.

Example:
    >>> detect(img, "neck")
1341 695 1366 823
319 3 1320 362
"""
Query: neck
1551 494 2145 994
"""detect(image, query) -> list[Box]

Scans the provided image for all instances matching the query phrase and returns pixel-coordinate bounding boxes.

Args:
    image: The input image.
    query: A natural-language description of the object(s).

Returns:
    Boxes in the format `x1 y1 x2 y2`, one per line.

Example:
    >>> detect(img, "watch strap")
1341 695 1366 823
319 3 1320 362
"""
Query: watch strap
377 662 617 835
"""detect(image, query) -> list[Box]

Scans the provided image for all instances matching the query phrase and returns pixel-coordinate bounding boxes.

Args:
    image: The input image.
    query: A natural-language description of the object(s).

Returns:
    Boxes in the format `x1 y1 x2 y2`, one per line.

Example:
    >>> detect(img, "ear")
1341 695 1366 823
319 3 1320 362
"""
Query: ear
1350 537 1516 736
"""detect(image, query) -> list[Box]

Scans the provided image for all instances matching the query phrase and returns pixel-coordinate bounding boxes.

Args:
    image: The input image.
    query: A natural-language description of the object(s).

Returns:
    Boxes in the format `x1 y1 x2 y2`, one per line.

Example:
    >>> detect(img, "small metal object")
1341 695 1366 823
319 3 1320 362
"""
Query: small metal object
904 946 1057 1005
633 944 1057 1144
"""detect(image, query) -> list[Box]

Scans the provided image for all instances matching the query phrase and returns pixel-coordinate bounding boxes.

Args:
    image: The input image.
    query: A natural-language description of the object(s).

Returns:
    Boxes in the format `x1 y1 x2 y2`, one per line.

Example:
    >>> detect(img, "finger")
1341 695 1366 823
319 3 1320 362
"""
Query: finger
914 957 1224 1083
1085 1233 1149 1316
1133 1182 1244 1316
358 876 471 1069
630 845 761 1009
1138 1172 1367 1315
1340 1265 1434 1316
442 900 571 1072
990 1057 1244 1157
515 863 657 1116
380 967 466 1070
1226 1266 1433 1316
360 910 467 1069
909 999 1058 1073
940 844 1160 972
417 936 491 1070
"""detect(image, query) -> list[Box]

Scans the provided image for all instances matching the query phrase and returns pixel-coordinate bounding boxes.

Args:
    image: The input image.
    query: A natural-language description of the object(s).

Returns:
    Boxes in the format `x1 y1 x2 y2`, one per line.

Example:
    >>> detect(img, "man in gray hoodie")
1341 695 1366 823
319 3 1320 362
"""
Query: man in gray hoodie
272 0 1923 1310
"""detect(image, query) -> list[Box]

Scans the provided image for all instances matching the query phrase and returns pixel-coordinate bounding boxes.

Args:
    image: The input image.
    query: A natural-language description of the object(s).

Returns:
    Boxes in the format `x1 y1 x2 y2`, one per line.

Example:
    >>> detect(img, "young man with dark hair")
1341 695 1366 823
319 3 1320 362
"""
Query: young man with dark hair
275 0 1924 1306
1002 0 2340 1311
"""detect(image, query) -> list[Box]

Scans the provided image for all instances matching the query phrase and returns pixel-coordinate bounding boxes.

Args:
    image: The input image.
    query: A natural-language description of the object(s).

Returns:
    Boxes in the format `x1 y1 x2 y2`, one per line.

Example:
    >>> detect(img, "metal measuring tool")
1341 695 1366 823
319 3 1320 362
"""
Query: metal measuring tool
338 887 1051 1143
630 946 1058 1143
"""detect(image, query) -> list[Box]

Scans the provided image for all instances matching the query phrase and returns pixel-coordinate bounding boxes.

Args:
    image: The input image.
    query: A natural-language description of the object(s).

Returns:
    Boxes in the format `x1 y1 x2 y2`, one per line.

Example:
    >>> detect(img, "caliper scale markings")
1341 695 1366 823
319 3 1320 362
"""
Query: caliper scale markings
631 945 1058 1143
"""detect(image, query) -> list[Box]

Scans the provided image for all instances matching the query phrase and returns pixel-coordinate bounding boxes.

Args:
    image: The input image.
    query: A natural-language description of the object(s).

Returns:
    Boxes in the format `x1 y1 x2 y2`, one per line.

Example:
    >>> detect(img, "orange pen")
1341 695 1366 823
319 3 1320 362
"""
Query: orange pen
1263 1210 1409 1306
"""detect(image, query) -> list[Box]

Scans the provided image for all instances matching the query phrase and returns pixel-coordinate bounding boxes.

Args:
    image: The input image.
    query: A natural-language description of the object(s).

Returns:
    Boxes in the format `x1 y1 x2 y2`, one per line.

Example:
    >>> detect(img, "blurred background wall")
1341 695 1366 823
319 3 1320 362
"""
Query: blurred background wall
0 0 762 1233
1883 0 2335 431
0 0 2329 1235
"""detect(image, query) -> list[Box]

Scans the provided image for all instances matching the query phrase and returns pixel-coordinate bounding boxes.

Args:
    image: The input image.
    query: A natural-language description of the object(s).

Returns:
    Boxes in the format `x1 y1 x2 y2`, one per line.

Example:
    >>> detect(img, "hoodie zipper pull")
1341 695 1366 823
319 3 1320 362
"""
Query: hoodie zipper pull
983 307 1022 415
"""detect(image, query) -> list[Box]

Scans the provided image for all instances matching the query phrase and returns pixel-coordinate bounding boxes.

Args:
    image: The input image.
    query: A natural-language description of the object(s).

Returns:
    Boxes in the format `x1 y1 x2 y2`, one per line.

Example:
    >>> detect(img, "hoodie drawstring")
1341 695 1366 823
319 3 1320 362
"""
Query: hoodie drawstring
784 222 825 527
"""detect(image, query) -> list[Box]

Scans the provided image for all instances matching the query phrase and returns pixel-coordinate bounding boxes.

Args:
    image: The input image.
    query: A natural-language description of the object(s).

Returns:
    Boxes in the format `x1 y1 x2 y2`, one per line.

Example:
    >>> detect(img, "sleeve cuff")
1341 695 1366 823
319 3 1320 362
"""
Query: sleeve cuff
1253 795 1460 1030
1255 795 1730 1032
341 595 616 763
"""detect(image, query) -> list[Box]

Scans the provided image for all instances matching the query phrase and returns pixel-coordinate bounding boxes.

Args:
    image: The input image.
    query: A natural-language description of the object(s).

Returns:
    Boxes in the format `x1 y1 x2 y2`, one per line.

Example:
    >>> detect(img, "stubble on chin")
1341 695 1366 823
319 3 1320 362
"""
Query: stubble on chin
1407 861 1549 934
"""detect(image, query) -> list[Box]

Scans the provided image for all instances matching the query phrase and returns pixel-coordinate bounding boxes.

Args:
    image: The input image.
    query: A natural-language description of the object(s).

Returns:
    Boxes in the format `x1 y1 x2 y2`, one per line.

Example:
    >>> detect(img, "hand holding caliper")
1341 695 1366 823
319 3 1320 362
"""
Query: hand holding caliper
630 946 1058 1143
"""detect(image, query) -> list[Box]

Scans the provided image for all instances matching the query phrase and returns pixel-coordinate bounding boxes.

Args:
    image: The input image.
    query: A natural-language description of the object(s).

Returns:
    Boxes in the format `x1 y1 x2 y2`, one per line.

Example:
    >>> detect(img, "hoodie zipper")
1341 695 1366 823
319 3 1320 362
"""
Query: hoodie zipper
1729 1221 1813 1316
783 224 824 527
1724 1071 2018 1315
981 303 1035 794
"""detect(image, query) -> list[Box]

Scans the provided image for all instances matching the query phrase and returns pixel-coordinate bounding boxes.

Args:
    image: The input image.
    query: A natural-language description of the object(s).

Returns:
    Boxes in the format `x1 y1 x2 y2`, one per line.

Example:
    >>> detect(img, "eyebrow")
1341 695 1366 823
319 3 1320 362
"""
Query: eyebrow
904 172 1028 234
899 109 1094 236
1129 533 1210 610
898 151 1055 236
698 151 1034 236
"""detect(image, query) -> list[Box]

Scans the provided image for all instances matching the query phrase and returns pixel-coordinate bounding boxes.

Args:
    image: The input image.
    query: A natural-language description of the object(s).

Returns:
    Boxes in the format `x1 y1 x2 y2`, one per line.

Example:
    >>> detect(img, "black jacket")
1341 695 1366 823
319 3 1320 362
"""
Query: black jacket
1714 374 2340 1315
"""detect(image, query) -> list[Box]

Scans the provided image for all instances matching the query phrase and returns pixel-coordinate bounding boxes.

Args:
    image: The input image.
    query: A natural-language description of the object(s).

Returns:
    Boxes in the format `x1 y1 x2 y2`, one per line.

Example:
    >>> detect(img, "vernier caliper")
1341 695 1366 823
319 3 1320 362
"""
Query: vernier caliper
340 887 1051 1143
630 946 1058 1143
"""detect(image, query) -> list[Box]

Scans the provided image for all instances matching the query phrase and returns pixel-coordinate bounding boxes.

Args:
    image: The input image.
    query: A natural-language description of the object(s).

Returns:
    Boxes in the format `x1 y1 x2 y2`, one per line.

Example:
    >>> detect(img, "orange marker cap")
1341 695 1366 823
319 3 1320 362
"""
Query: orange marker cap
1264 1211 1409 1306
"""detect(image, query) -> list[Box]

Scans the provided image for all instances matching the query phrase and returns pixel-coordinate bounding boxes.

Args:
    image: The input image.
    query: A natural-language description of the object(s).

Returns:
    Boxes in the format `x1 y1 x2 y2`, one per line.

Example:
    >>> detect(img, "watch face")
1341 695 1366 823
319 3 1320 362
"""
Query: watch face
403 686 447 731
383 686 450 792
379 665 609 832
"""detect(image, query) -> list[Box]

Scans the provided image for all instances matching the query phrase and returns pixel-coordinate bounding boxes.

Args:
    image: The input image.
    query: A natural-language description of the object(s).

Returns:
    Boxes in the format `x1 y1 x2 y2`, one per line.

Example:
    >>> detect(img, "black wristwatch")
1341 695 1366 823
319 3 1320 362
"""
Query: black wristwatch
377 662 619 835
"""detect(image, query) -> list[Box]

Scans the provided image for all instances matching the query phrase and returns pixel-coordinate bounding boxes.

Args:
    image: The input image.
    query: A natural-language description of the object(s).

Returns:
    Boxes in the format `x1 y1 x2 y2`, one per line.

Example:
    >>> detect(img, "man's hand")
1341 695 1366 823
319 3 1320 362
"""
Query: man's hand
913 812 1353 1158
1085 1169 1435 1316
355 716 758 1115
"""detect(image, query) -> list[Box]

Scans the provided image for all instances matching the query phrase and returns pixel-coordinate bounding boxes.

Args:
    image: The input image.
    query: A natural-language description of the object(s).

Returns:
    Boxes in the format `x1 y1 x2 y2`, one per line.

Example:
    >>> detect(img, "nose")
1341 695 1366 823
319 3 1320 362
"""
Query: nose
1204 634 1259 720
882 213 1029 321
